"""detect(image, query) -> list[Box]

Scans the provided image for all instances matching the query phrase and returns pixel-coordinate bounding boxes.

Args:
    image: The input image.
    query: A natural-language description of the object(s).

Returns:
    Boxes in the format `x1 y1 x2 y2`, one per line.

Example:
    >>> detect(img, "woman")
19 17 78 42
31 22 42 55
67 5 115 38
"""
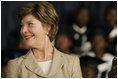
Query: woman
6 1 82 78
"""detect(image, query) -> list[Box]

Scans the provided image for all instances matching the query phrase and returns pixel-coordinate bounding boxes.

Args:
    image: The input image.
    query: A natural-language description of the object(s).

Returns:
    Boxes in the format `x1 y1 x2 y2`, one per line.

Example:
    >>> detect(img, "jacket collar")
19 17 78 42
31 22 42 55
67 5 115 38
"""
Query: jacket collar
72 23 87 34
23 47 64 77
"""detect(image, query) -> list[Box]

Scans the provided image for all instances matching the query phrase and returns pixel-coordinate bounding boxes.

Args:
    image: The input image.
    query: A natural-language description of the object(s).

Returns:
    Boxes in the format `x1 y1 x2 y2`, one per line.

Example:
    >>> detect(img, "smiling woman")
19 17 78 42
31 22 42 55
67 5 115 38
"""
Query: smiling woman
6 1 82 78
20 14 49 49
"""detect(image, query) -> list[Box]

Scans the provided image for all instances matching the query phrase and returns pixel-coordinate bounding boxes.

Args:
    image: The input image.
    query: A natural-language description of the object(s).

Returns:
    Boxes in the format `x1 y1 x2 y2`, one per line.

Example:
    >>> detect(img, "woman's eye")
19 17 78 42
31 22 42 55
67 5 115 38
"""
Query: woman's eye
28 23 33 26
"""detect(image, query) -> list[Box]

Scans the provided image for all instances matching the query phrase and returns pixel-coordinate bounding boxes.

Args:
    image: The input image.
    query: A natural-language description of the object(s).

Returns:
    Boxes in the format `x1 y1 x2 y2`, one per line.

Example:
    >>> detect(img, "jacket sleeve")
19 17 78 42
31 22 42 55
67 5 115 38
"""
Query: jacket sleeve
6 60 19 78
71 56 83 78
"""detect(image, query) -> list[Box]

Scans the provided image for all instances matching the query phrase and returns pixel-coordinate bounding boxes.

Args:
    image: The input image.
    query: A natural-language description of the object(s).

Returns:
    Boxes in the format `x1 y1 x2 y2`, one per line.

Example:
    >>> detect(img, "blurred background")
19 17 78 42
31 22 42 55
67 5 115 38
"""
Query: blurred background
1 1 117 78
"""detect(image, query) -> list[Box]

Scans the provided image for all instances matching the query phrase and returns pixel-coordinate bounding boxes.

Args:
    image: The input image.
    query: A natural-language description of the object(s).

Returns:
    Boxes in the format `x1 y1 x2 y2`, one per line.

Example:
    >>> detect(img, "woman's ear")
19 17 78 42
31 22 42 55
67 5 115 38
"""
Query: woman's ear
43 23 51 33
47 24 51 32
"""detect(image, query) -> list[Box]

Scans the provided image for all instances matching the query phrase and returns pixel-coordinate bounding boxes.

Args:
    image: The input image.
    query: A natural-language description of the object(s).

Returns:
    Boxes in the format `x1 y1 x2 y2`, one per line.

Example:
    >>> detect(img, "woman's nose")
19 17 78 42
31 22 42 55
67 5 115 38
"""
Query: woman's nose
21 26 28 34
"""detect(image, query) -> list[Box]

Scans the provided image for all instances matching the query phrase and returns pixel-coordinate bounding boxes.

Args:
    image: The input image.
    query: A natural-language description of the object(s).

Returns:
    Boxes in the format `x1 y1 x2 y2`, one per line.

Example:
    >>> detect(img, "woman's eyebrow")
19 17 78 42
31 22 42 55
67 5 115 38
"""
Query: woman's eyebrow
26 20 33 23
21 20 33 25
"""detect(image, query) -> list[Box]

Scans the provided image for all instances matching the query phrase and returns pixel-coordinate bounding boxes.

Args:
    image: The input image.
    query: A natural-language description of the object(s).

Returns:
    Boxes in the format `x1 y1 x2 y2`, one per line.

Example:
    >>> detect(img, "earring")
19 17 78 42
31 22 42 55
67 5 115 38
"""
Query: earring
46 32 49 35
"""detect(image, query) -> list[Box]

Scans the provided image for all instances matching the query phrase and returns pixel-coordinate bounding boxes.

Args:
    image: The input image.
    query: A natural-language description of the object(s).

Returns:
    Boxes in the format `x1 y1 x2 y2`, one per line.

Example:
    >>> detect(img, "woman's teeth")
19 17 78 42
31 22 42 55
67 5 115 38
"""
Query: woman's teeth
24 35 34 40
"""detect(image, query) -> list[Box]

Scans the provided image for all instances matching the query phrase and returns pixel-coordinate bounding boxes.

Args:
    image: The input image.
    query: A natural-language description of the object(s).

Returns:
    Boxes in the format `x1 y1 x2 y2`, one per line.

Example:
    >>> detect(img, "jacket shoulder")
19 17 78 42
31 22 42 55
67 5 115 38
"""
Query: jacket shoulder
8 55 25 64
6 55 25 78
59 51 79 64
7 55 25 71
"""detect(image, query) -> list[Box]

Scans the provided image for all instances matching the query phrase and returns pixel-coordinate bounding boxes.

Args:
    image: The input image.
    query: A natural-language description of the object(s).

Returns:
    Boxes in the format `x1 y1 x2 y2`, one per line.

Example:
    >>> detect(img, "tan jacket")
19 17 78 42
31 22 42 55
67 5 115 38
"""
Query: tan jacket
6 48 82 78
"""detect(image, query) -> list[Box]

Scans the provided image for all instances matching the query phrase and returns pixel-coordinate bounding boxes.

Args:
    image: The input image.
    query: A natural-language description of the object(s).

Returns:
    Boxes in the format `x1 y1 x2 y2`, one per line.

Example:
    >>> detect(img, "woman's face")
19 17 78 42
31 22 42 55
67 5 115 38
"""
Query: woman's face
20 14 49 48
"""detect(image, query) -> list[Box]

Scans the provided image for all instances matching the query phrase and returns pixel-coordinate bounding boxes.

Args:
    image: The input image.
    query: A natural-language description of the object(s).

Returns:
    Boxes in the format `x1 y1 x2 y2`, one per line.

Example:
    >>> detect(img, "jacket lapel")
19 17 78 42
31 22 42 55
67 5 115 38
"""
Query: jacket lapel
23 49 46 77
47 48 64 77
23 48 64 77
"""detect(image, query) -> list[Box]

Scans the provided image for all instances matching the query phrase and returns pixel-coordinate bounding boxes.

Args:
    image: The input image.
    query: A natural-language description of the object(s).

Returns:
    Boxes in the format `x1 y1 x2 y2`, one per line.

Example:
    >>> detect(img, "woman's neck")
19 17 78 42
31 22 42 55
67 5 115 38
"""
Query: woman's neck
32 36 54 62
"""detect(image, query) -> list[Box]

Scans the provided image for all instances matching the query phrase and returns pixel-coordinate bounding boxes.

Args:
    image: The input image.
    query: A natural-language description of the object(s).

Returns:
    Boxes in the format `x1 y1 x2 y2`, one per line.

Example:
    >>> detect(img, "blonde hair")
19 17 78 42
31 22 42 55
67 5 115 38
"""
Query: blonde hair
17 1 59 42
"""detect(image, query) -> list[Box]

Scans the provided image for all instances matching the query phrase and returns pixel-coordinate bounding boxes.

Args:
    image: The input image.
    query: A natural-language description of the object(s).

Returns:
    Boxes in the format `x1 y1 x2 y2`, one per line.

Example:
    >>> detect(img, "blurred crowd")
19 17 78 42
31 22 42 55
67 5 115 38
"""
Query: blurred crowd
1 3 117 78
55 5 117 78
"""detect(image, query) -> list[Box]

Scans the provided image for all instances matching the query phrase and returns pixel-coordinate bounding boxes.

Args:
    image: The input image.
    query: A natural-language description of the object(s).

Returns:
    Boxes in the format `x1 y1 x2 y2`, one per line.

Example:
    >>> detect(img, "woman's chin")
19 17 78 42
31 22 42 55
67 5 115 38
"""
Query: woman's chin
25 41 34 48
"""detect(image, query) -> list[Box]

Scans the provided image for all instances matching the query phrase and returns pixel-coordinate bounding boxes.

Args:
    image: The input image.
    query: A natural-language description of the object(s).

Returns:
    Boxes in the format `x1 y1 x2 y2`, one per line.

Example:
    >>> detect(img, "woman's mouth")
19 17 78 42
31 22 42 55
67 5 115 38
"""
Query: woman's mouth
24 35 34 40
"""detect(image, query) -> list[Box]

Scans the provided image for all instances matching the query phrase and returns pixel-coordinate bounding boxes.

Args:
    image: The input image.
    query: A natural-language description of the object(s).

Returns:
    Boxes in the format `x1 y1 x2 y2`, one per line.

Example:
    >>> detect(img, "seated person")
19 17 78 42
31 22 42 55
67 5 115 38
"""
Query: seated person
80 56 104 78
68 6 91 55
104 5 117 40
98 5 117 55
55 33 72 54
82 33 114 77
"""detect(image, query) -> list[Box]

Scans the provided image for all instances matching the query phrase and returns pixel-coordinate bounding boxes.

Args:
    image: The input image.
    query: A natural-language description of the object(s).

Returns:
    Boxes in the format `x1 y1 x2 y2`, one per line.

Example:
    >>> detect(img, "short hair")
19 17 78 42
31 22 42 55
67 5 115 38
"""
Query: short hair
75 6 90 16
17 1 59 42
74 6 90 22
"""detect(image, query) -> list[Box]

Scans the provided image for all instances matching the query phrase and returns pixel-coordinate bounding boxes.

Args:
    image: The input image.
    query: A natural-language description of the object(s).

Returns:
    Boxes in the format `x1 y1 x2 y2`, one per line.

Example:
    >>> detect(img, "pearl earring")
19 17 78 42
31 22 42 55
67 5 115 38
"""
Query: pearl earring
46 32 49 35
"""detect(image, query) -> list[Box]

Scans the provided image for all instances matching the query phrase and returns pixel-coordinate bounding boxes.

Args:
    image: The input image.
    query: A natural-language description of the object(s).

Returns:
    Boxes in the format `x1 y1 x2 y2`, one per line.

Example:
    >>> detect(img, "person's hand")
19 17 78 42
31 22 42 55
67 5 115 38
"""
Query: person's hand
108 57 117 78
